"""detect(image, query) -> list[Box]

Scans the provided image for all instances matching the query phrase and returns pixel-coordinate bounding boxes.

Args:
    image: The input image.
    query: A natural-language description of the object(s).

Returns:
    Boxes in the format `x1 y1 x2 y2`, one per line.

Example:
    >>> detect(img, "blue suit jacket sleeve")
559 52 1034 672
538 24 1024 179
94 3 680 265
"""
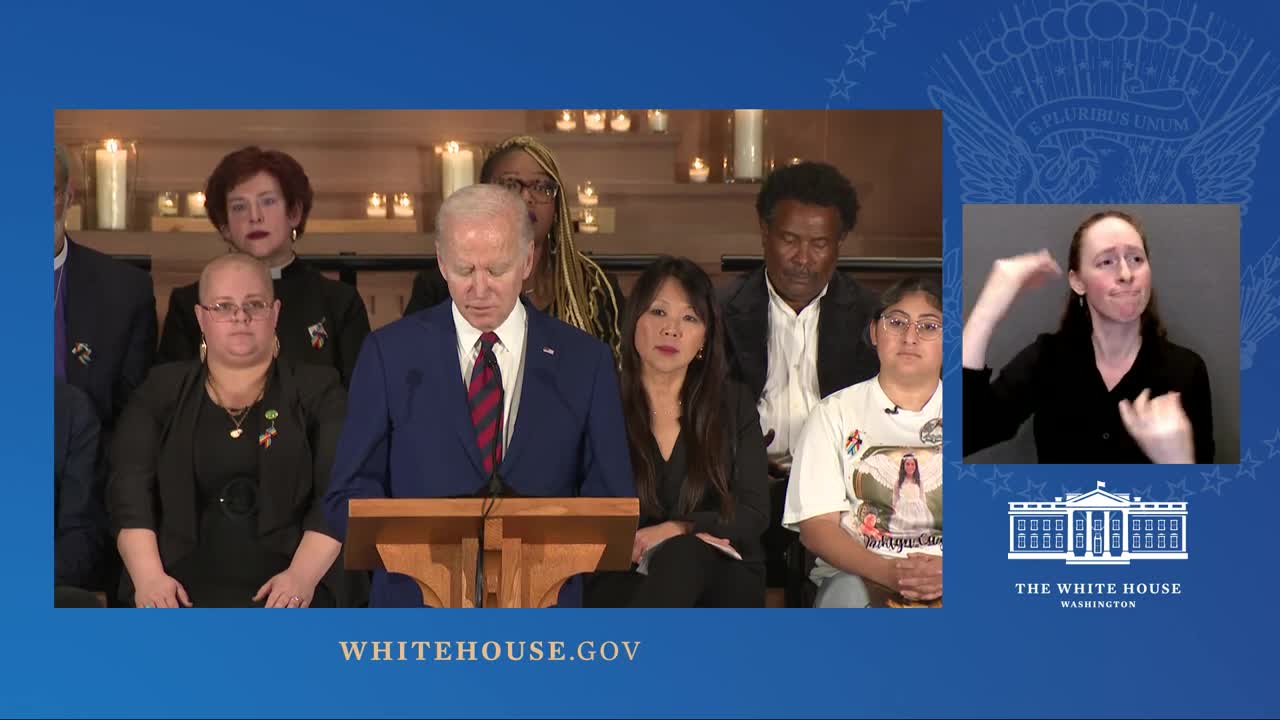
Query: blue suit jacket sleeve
579 341 635 498
324 333 391 541
55 383 107 588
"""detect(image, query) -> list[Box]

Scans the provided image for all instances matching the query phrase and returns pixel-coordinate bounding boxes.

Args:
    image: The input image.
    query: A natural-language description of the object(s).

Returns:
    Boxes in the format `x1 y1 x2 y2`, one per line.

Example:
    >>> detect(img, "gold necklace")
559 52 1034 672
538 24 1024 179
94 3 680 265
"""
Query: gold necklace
206 374 266 439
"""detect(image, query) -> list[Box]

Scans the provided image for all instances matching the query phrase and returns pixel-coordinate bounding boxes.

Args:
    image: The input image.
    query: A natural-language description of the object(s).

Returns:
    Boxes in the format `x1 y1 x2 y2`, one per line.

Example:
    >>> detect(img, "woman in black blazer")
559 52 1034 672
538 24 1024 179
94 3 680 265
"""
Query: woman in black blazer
110 254 346 608
586 256 769 608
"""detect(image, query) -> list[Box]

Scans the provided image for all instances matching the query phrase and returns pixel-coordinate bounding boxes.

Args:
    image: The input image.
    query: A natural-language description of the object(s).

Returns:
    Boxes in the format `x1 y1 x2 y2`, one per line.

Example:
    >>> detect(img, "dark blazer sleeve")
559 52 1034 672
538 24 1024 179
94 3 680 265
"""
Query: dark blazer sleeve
334 288 372 388
963 335 1047 457
404 269 449 316
303 369 349 537
116 272 158 420
107 373 167 533
156 287 199 364
578 340 635 498
674 385 770 550
55 383 108 588
1182 352 1215 464
324 334 392 541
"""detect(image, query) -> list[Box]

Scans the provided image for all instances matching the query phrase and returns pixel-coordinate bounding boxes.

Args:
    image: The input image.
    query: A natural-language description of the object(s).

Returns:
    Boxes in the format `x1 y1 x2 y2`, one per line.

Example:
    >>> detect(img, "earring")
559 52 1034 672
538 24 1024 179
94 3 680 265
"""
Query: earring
1078 294 1084 308
199 336 207 364
547 231 557 257
273 336 281 358
695 347 704 360
290 227 298 242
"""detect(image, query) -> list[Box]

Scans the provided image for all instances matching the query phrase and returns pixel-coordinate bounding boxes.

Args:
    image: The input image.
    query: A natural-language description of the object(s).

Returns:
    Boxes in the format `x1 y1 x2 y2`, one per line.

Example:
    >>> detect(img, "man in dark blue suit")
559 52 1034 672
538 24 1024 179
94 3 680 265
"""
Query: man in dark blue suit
325 184 634 607
55 145 156 435
54 381 109 606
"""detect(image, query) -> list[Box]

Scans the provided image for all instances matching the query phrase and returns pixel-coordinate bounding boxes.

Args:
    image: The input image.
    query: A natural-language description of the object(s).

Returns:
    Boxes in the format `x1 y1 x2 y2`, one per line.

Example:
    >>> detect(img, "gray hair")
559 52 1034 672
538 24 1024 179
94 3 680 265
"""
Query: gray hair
199 253 275 304
55 144 72 191
435 183 534 259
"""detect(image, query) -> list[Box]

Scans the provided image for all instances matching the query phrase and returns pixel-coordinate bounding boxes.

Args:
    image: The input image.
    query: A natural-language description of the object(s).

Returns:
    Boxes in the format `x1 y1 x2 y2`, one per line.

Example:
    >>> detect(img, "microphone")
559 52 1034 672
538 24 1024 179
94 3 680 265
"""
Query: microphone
884 405 900 415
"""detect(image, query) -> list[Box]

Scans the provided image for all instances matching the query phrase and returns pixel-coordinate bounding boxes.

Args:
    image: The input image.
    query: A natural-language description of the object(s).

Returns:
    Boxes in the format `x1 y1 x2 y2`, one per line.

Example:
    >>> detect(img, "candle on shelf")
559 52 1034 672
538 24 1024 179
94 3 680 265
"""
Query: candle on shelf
577 181 599 207
95 139 129 229
689 157 710 183
440 141 475 199
187 191 207 217
610 110 632 133
392 192 414 218
366 193 387 219
156 192 179 217
790 156 803 166
647 109 669 133
579 208 599 234
583 110 606 133
732 109 765 181
555 110 577 132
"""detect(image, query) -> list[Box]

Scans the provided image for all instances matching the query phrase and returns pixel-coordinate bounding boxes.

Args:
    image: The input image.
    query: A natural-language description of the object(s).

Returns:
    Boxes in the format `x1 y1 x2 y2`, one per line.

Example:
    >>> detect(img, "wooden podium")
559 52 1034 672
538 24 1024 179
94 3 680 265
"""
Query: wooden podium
345 497 639 608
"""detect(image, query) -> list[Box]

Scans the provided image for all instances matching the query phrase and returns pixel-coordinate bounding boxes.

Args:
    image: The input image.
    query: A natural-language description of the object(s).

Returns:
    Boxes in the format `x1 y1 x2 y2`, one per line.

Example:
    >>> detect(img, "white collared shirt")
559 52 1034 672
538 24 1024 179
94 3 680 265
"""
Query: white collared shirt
452 300 528 451
757 273 829 459
55 236 68 270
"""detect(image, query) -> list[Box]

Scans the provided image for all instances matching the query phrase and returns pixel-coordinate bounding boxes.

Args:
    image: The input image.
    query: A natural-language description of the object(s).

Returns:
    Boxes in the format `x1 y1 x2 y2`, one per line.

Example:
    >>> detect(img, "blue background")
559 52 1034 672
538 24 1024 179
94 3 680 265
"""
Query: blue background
10 0 1280 716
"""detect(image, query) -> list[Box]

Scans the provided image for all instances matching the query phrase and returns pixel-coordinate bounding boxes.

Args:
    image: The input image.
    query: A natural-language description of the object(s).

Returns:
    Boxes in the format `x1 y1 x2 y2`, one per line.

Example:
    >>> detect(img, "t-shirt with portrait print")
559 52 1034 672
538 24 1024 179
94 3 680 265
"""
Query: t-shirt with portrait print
782 376 943 581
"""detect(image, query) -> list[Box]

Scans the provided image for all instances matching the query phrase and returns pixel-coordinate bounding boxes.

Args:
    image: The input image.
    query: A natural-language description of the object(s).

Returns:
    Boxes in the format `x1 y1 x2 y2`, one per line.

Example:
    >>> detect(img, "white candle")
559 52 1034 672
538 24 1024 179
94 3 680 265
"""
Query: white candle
187 191 207 217
579 209 599 234
393 192 414 218
95 139 128 229
583 110 606 133
440 141 475 199
366 193 387 218
156 192 179 217
689 157 710 183
610 111 631 133
555 110 577 132
733 109 765 181
577 181 598 207
647 109 669 133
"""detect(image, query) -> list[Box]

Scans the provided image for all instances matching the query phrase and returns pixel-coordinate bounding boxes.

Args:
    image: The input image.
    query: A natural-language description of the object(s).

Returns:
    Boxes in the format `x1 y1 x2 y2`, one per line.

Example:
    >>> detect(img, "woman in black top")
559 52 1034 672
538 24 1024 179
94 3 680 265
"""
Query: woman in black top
585 256 769 608
111 254 346 608
963 210 1213 464
157 146 370 387
404 135 624 363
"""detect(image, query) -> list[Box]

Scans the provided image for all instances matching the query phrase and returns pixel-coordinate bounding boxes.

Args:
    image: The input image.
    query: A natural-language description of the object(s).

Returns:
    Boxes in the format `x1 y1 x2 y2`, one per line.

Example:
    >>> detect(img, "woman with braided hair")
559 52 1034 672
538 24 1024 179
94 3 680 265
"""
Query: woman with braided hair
405 135 624 361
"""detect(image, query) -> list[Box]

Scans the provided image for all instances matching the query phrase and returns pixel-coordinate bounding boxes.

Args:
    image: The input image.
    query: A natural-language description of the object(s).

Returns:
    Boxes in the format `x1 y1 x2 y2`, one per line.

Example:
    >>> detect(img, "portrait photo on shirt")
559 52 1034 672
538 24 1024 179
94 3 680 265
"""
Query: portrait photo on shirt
961 204 1240 465
847 446 942 556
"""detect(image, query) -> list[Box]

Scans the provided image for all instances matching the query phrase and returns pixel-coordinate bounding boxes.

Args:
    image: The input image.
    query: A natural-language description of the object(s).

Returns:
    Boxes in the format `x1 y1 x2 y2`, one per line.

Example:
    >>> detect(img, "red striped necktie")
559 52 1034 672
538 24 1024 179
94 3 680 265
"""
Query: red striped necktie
467 331 503 473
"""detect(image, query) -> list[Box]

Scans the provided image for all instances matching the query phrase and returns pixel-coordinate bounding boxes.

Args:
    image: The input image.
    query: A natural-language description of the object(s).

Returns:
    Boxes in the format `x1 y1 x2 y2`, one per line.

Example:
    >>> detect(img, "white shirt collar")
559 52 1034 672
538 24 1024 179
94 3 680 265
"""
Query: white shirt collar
54 235 69 270
269 254 296 280
764 271 829 318
451 298 527 355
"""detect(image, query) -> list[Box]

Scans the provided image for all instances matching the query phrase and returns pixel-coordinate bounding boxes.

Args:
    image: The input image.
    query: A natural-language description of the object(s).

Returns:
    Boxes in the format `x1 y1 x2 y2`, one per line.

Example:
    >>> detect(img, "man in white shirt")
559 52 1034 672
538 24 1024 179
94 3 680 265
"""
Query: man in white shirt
326 184 634 607
721 162 881 596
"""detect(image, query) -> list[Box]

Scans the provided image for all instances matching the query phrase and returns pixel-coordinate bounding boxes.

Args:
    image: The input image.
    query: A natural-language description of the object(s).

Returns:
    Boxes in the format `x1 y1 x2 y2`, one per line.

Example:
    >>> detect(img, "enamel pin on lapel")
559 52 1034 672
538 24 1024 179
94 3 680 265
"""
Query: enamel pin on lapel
71 342 92 366
307 318 328 350
259 409 280 448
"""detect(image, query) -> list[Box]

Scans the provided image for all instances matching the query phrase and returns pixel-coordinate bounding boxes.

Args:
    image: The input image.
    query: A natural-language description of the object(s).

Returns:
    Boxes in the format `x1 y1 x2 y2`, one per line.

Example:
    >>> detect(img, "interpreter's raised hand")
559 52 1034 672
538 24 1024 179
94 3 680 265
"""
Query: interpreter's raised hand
1118 389 1196 464
971 249 1065 322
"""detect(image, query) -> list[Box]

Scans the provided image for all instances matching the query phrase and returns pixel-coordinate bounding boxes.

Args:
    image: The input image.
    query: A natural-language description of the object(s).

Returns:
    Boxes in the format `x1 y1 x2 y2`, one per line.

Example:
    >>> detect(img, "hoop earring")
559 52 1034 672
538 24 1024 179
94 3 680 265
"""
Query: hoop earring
199 336 207 364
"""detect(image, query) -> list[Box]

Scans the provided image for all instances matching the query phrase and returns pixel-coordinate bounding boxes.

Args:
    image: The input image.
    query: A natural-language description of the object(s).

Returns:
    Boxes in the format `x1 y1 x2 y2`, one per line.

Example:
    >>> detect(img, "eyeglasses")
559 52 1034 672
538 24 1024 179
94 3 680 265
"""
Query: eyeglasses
199 300 272 322
493 177 559 204
880 312 942 341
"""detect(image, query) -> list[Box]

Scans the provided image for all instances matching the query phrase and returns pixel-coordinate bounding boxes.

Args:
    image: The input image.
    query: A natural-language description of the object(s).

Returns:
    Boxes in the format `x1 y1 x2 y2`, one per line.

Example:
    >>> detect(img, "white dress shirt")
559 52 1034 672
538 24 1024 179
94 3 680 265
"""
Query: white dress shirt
452 300 528 453
757 274 829 460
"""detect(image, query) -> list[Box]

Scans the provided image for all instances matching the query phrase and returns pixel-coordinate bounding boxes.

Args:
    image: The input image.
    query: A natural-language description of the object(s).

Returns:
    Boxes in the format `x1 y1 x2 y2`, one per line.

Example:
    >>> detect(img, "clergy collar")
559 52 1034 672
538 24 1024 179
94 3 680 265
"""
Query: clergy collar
269 254 298 280
54 233 69 270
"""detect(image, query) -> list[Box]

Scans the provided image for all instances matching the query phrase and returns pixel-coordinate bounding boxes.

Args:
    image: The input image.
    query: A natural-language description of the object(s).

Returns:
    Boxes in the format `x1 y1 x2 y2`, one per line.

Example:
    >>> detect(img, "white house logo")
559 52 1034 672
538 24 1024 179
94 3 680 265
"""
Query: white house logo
928 0 1280 207
1007 481 1187 565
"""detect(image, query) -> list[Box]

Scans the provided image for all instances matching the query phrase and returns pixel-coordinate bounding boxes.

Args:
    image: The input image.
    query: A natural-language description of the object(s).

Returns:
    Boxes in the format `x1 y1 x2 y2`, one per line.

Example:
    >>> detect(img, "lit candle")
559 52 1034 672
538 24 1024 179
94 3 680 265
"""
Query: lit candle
733 110 765 181
440 141 475 199
647 109 669 133
579 209 599 234
95 139 128 229
610 111 632 133
583 110 606 133
156 192 179 217
187 191 207 217
555 110 577 132
790 156 803 166
689 157 710 183
393 192 414 218
577 181 598 207
366 192 387 219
